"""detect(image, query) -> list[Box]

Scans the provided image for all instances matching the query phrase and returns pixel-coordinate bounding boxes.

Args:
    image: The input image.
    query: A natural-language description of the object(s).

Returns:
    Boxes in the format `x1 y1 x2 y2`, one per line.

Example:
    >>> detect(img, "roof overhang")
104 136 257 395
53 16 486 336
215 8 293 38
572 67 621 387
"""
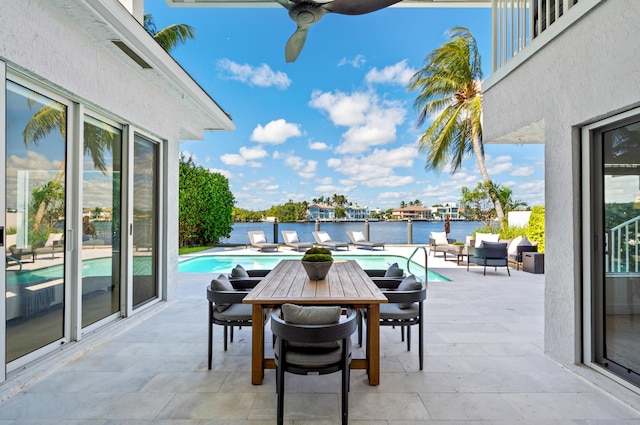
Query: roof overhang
54 0 234 138
164 0 490 8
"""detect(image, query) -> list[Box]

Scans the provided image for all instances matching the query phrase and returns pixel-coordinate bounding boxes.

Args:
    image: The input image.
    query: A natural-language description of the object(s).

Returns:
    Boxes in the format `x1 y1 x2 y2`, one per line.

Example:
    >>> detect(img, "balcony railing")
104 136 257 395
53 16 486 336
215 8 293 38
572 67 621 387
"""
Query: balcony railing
491 0 581 72
607 215 640 274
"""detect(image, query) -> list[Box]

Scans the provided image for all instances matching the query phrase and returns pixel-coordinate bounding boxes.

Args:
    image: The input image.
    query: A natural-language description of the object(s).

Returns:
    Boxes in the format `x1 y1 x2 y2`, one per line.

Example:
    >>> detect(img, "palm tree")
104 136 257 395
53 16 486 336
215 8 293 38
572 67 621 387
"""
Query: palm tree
144 14 196 53
408 27 506 226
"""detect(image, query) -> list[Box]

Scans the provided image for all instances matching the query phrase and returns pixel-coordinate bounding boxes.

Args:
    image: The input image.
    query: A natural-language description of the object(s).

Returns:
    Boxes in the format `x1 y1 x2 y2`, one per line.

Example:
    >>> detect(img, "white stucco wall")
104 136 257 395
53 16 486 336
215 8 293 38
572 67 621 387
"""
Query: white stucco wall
0 0 231 302
483 1 640 365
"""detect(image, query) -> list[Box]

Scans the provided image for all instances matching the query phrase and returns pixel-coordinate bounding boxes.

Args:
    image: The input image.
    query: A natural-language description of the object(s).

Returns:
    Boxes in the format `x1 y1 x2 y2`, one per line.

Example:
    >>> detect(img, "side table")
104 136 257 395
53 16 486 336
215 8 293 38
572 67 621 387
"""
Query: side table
523 252 544 274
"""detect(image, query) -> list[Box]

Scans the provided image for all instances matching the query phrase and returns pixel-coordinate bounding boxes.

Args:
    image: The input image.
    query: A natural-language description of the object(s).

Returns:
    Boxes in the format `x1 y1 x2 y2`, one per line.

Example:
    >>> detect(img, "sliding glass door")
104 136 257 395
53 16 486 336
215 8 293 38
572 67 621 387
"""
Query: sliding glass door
5 80 67 362
81 115 122 327
592 117 640 386
132 134 159 308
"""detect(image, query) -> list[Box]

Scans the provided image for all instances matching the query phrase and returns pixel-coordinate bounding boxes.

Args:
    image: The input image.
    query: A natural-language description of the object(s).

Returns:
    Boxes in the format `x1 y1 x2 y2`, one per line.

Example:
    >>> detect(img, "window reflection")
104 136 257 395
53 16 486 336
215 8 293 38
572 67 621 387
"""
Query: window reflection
5 81 66 362
132 135 158 307
81 116 121 327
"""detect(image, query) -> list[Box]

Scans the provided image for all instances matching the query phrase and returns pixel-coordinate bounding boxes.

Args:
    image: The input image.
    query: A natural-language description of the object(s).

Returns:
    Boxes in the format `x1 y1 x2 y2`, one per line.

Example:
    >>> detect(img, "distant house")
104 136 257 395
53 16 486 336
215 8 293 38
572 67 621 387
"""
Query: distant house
432 203 462 220
307 204 335 221
391 206 432 220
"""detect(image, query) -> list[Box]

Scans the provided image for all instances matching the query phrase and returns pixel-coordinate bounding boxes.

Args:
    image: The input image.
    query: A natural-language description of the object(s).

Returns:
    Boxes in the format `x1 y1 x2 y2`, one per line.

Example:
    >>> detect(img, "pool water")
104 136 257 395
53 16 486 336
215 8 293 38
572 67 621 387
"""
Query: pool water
178 254 449 282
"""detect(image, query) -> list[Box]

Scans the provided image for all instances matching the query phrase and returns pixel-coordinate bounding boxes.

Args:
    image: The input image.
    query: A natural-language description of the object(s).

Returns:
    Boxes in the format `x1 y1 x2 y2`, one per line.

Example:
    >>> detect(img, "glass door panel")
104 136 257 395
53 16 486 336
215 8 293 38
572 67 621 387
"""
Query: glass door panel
597 120 640 385
81 116 121 327
5 81 66 362
132 135 158 308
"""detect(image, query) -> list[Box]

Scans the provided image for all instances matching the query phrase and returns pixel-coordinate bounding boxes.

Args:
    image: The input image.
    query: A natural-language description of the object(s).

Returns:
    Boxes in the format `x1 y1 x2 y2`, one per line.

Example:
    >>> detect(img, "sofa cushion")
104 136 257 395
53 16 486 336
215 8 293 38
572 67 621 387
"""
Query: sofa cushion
430 231 448 245
352 231 365 242
397 275 423 309
231 264 249 278
384 262 404 277
211 275 234 312
508 236 523 255
474 232 499 247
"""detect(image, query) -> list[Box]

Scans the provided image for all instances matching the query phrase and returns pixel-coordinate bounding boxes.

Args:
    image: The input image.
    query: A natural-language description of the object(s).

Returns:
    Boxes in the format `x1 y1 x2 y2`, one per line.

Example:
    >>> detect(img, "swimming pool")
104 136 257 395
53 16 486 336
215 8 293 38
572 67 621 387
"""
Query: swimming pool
178 254 449 282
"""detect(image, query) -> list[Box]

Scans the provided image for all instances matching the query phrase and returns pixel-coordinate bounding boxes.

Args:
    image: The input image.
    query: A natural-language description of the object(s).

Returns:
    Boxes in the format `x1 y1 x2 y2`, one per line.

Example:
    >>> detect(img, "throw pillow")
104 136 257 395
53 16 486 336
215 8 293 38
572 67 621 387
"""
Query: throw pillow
282 303 341 324
211 275 234 312
384 262 404 277
318 232 331 243
508 236 523 255
475 232 499 247
519 236 532 246
231 264 249 278
430 231 448 245
253 233 267 244
396 275 423 309
286 231 299 243
352 231 365 242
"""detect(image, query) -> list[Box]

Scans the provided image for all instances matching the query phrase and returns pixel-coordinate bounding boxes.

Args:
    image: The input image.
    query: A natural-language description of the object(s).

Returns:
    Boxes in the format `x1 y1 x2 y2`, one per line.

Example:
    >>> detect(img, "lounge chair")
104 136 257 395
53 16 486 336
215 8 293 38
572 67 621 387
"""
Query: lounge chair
429 231 454 258
467 241 510 276
34 233 64 259
247 231 279 252
312 231 349 251
346 230 384 250
281 230 314 252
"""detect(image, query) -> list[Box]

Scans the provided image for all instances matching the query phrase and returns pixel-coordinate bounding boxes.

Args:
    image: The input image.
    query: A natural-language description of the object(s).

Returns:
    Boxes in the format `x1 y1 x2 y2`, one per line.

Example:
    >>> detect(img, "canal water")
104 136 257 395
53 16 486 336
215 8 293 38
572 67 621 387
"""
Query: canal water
223 221 483 246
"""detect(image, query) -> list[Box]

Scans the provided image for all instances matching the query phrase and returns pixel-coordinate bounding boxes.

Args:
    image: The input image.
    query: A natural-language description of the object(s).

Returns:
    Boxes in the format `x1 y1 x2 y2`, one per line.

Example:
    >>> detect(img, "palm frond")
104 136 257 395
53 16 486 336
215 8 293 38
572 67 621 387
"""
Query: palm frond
153 24 197 52
23 104 66 146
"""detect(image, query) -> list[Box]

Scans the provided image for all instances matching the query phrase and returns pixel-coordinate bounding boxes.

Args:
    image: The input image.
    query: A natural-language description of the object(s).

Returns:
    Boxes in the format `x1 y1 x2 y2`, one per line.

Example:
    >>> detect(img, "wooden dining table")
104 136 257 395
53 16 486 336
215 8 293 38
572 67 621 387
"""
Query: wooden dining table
243 259 388 385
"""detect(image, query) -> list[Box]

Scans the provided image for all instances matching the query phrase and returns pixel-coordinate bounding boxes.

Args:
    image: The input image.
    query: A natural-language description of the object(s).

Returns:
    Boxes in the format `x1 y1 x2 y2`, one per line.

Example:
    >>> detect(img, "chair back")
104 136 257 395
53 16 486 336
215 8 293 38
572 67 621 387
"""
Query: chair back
271 307 356 345
248 231 268 245
312 231 331 244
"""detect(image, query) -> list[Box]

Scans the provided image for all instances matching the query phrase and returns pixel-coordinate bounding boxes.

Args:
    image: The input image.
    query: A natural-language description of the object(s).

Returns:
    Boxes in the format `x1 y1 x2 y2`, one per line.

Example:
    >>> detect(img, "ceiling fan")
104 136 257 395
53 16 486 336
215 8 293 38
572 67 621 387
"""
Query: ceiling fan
274 0 403 62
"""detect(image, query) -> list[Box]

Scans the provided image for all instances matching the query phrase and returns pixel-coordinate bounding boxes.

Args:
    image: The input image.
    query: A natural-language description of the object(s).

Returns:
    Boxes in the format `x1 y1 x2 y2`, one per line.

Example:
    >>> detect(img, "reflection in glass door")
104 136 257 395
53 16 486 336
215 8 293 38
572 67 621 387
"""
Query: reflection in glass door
594 119 640 386
132 134 158 308
81 116 121 327
5 81 66 362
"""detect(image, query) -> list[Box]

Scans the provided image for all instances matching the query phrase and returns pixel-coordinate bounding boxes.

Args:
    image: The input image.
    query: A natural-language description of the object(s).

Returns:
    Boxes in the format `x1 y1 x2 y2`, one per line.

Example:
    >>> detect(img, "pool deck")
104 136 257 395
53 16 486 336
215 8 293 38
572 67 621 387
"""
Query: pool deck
1 245 640 423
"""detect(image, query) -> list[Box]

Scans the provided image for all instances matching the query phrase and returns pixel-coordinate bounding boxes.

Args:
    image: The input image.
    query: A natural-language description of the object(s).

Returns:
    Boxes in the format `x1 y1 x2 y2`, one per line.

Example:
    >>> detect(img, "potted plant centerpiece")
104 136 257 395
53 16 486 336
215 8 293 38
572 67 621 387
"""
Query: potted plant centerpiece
301 247 333 280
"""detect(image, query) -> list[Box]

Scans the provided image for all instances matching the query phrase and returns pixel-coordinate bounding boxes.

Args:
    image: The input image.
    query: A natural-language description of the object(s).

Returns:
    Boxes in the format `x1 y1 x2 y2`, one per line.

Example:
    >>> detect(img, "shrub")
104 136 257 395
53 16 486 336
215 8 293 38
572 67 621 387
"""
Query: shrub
302 247 333 262
527 206 545 253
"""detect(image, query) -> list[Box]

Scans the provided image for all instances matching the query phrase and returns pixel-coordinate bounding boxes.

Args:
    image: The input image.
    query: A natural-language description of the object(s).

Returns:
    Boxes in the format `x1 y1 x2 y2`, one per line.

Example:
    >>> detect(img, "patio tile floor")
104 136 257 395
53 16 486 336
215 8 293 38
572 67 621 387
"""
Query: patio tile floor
0 246 639 424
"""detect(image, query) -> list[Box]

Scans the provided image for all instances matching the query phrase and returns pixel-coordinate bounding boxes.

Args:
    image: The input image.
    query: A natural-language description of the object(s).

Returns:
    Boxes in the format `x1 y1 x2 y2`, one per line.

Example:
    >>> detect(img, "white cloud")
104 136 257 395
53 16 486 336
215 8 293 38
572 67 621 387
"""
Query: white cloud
485 154 513 175
327 145 418 188
365 60 416 86
220 145 267 166
250 119 302 144
180 150 197 162
208 167 233 179
220 153 246 166
510 165 535 177
239 146 267 160
242 179 279 193
338 54 366 68
309 90 406 154
217 58 291 89
308 141 330 150
276 151 318 179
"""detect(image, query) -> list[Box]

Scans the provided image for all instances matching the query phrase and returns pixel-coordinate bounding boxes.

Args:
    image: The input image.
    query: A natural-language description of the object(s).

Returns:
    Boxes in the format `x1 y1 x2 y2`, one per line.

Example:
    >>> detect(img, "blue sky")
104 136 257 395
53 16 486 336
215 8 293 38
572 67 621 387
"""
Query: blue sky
146 2 544 211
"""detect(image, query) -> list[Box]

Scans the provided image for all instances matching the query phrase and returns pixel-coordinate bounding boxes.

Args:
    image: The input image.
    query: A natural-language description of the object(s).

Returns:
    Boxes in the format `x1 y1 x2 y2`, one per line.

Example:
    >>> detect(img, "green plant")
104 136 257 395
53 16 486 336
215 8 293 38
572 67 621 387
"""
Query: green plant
527 206 545 253
302 247 333 262
453 241 465 246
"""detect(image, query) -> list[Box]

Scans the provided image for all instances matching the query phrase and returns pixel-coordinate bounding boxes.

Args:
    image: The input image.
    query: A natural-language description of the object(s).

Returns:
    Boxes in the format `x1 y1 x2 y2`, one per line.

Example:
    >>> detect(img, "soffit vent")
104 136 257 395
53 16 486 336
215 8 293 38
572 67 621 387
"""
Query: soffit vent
112 40 152 69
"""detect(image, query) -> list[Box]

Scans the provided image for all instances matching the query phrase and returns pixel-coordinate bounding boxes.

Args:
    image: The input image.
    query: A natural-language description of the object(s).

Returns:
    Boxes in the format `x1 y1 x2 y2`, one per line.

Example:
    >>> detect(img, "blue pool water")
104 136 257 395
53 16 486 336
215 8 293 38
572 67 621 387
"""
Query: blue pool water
178 254 449 282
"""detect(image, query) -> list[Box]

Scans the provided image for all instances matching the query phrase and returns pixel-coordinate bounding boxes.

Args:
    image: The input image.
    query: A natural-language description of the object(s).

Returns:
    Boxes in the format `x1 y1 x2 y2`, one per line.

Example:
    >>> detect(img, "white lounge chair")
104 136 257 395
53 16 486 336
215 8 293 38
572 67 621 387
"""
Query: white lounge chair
346 230 385 250
312 231 349 251
247 231 279 252
281 230 314 252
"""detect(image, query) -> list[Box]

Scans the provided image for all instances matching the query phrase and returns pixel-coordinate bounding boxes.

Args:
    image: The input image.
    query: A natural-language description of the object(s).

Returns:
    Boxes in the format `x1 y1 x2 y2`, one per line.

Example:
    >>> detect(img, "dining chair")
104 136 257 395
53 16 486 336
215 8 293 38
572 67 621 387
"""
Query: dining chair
271 304 356 425
207 275 253 370
357 275 427 370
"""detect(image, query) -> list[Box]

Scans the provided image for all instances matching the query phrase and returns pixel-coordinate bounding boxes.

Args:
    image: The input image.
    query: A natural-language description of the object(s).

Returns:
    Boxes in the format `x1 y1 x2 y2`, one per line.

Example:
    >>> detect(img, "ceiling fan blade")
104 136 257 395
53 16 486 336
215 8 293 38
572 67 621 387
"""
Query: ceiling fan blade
323 0 402 15
285 26 309 63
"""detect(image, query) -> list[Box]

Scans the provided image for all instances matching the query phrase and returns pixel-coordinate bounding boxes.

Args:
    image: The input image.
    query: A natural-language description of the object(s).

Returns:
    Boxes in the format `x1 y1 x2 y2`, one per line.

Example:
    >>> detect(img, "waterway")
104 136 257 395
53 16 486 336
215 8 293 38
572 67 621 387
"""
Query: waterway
223 220 483 246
